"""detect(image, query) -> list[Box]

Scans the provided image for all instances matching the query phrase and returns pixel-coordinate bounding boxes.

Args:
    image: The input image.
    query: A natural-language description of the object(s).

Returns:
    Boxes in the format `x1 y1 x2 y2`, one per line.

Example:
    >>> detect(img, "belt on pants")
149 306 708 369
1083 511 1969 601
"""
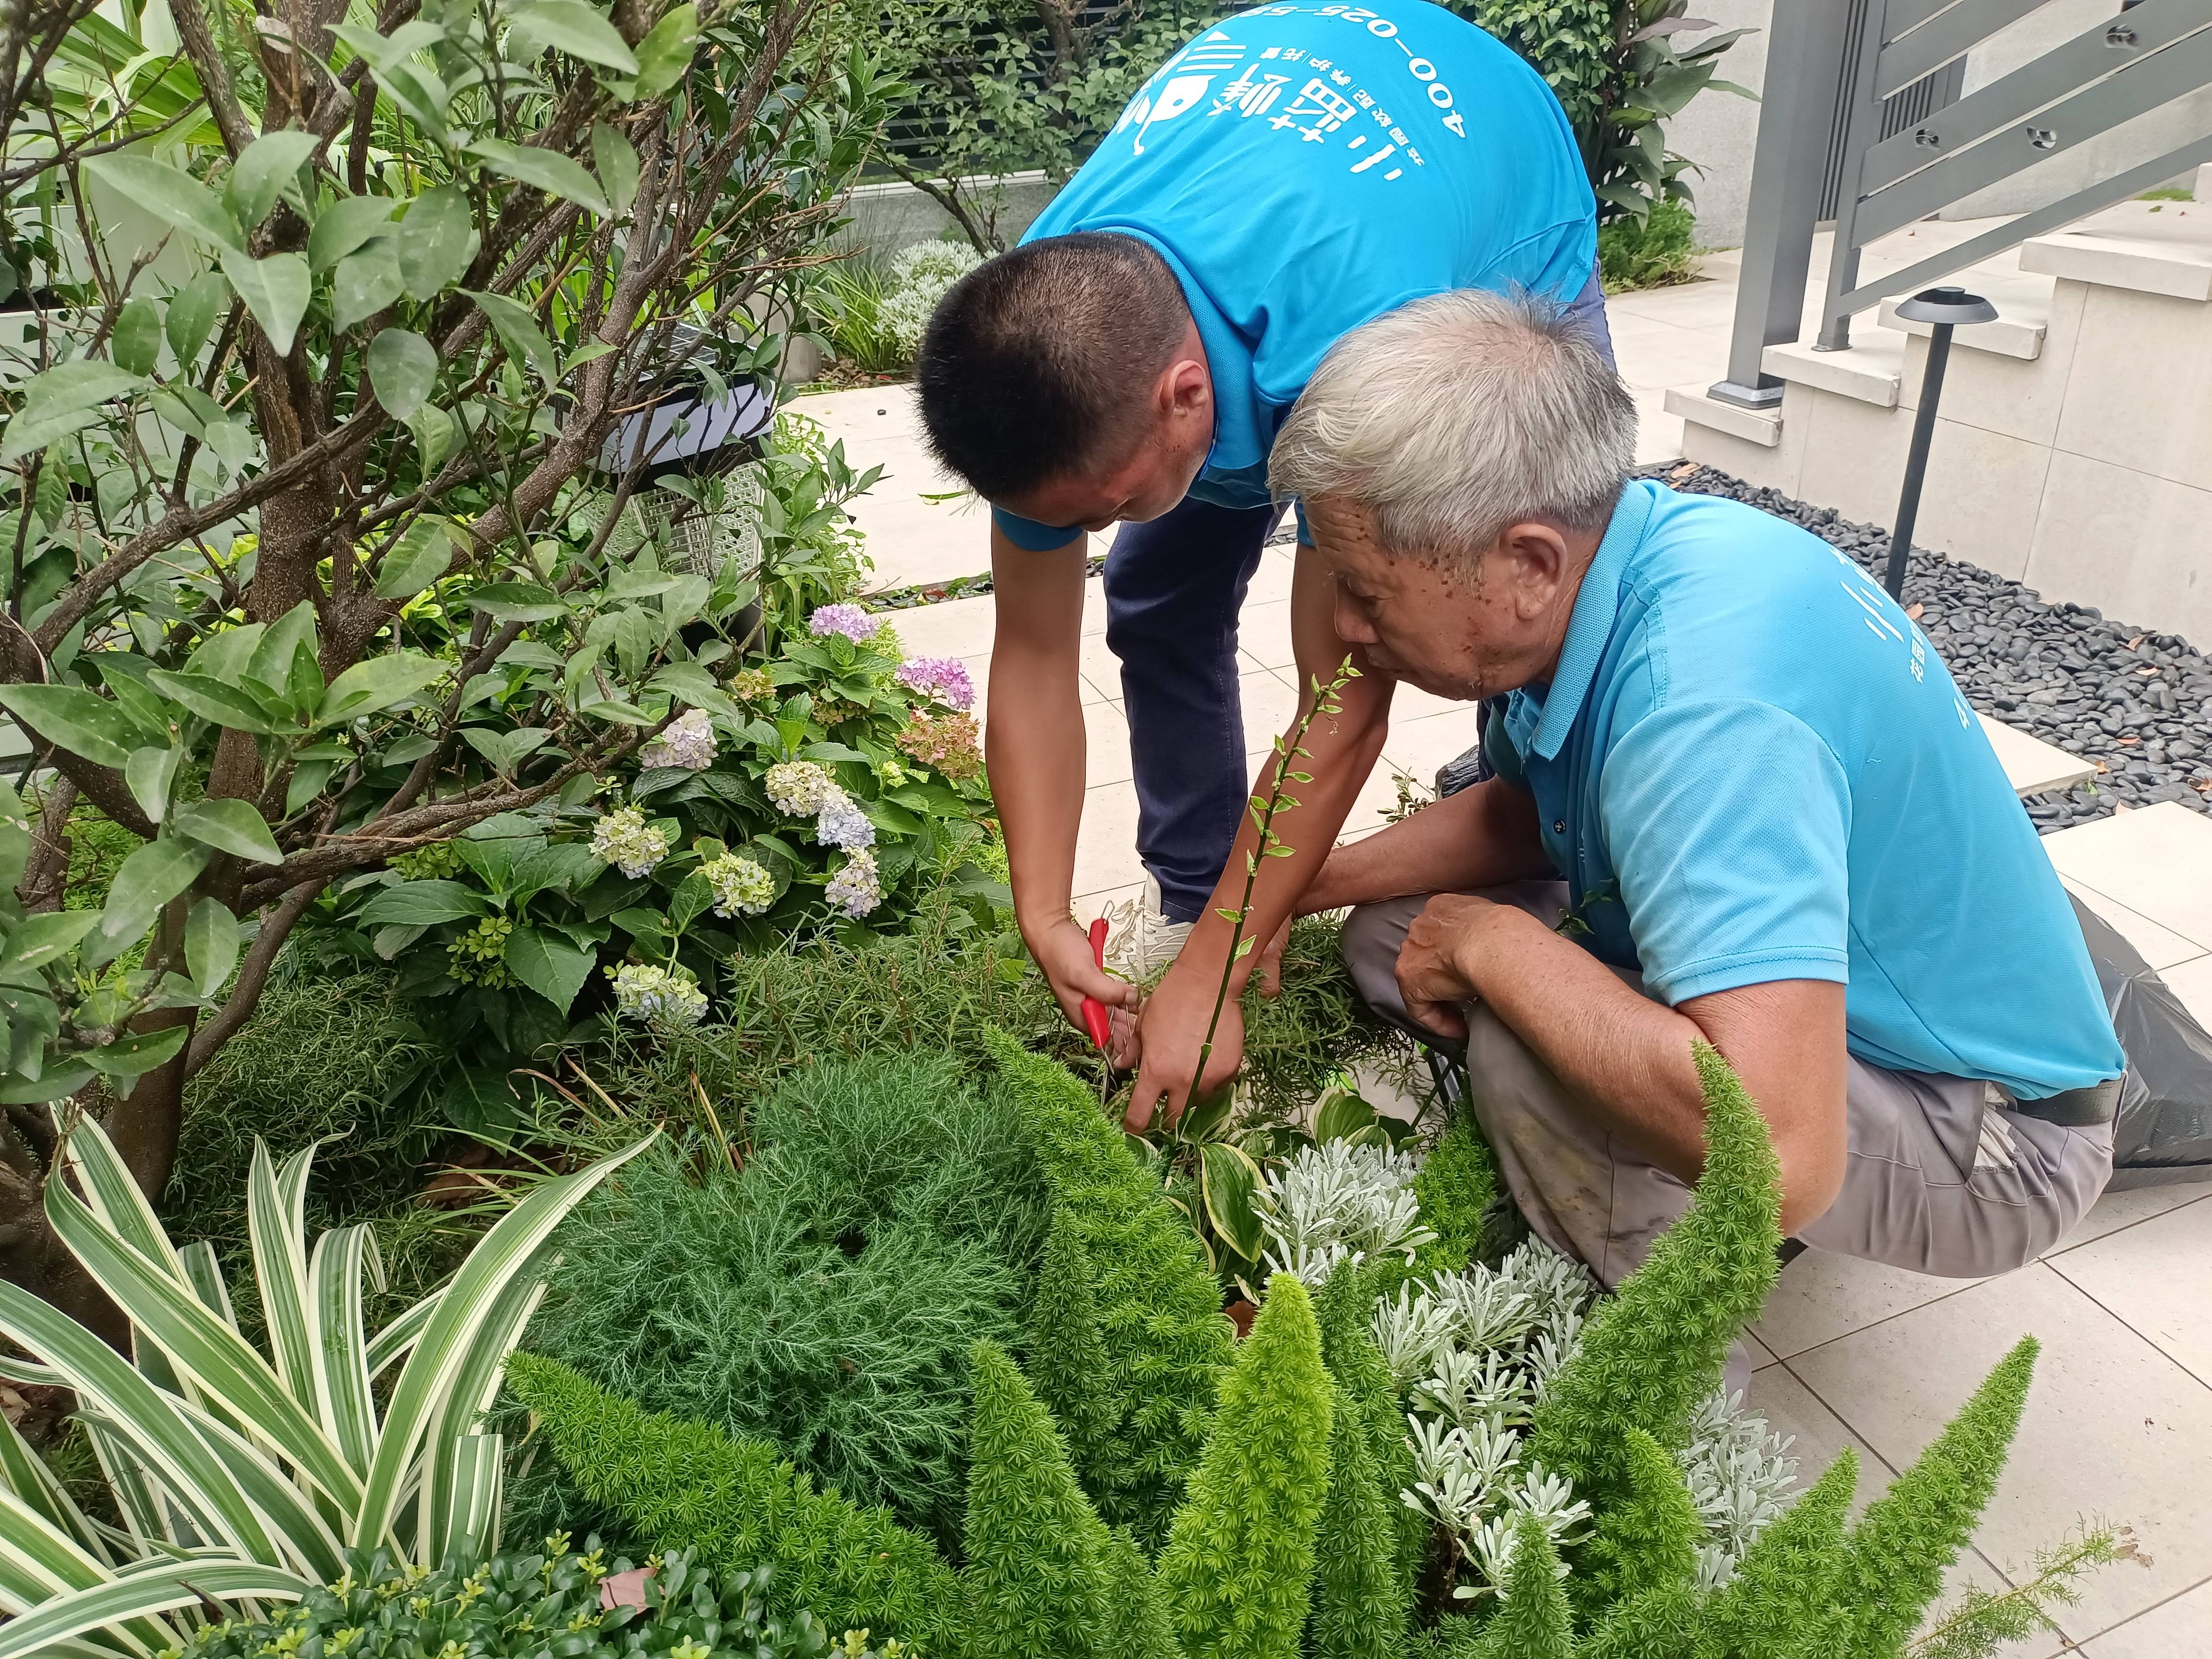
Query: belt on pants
2008 1076 2123 1127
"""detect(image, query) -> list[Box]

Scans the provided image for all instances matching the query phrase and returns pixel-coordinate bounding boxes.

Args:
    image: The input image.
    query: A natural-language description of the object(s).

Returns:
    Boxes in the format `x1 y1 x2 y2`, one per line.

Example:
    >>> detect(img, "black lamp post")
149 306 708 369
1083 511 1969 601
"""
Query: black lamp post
1882 285 1999 599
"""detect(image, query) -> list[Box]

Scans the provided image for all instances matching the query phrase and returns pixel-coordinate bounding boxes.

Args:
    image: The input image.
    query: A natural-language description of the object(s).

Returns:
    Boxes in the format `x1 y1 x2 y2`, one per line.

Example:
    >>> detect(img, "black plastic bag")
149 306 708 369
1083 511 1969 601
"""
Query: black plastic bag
2070 894 2212 1189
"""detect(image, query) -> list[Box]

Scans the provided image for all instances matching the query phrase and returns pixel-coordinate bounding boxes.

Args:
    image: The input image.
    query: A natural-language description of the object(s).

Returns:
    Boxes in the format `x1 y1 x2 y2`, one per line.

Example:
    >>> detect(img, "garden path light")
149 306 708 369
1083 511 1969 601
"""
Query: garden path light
1882 285 2000 599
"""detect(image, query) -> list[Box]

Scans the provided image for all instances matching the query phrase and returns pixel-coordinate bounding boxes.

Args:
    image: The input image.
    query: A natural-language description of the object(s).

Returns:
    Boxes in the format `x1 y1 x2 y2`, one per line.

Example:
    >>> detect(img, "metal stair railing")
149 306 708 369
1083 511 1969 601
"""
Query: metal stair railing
1710 0 2212 409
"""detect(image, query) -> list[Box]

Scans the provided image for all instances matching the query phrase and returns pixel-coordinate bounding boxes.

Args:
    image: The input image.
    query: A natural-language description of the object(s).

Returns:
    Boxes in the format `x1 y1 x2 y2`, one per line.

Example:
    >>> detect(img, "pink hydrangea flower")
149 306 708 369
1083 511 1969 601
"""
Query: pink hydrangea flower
807 603 884 643
894 655 975 712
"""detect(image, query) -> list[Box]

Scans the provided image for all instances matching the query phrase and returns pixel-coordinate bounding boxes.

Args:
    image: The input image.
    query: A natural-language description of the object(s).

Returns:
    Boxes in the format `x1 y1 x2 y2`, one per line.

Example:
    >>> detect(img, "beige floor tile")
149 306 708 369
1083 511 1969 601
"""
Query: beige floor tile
1072 780 1146 897
2079 1576 2212 1658
1745 1328 1781 1370
1237 599 1297 671
1081 577 1109 637
2162 955 2212 1029
2061 879 2209 974
1979 712 2091 797
1786 1264 2212 1639
1632 387 1687 466
2048 1196 2212 1388
887 592 995 659
792 387 985 592
1387 680 1471 723
1381 708 1490 789
1082 700 1134 789
1613 327 1731 393
1077 632 1124 704
2043 805 2212 955
2054 1182 2212 1253
1241 668 1306 755
1336 751 1411 843
1752 1247 1989 1360
1247 546 1300 605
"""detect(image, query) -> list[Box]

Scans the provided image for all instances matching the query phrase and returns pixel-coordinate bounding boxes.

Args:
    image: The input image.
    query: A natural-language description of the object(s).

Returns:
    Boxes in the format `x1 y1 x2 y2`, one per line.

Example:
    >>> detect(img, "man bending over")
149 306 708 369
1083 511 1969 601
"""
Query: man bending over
1274 289 2125 1287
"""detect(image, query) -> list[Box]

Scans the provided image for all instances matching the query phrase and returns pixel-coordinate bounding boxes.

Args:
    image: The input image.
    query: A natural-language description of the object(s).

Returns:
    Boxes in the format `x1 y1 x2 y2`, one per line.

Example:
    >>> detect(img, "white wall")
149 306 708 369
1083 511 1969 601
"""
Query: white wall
1668 0 1775 251
832 173 1061 263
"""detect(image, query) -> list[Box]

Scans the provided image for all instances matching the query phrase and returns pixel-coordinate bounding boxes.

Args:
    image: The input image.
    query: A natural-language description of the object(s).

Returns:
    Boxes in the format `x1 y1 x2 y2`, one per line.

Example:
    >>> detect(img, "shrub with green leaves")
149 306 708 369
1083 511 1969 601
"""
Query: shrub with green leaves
960 1340 1115 1658
1597 198 1697 292
181 1544 901 1659
509 1052 1050 1545
504 1351 966 1651
984 1028 1237 1546
1156 1274 1335 1659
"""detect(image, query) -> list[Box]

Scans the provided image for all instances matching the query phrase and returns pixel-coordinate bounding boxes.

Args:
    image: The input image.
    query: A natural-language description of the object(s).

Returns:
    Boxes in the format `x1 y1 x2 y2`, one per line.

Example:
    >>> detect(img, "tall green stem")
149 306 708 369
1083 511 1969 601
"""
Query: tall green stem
1177 657 1360 1124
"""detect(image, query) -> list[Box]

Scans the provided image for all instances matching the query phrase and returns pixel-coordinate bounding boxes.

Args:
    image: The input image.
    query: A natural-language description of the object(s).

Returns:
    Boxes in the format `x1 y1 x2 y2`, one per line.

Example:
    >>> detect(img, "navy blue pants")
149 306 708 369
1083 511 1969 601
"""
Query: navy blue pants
1103 272 1616 922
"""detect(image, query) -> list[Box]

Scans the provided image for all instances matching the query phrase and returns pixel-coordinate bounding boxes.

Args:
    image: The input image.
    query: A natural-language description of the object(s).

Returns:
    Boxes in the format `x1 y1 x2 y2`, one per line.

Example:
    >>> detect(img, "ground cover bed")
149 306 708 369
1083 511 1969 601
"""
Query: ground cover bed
0 925 2109 1659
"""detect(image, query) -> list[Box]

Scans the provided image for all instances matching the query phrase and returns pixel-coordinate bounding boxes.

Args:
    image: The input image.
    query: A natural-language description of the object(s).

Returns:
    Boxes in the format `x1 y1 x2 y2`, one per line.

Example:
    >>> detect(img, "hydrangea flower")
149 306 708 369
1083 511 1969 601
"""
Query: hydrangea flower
814 792 876 851
728 667 774 705
894 656 975 712
640 709 717 772
897 711 983 783
807 603 884 644
765 760 834 816
609 961 708 1027
824 848 883 919
589 805 670 878
703 852 776 917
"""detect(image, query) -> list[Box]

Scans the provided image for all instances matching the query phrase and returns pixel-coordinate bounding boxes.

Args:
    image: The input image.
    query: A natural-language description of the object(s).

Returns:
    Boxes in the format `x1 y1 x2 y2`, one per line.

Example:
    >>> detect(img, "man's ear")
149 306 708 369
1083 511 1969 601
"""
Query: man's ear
1499 520 1574 618
1161 354 1211 421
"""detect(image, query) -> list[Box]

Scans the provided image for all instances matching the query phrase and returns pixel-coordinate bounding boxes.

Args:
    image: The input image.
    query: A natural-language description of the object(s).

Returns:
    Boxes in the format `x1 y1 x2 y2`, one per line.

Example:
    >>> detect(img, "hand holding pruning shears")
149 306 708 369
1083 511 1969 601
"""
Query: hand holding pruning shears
1030 913 1138 1067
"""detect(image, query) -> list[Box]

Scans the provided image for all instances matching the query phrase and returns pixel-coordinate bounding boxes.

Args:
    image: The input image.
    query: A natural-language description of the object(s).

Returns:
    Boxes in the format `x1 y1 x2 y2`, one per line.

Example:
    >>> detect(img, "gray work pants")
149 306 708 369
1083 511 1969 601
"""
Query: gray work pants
1342 886 2116 1293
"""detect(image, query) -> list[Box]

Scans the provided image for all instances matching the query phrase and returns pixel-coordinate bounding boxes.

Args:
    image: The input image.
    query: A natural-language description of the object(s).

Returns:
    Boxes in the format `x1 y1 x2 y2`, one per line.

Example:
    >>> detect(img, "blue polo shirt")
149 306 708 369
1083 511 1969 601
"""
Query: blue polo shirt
1488 481 2124 1098
994 0 1595 551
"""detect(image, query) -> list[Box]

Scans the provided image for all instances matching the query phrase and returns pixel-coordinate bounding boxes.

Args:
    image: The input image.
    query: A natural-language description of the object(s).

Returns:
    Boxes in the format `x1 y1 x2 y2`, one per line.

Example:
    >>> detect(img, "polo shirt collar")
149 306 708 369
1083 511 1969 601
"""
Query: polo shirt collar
1116 228 1269 479
1530 480 1658 761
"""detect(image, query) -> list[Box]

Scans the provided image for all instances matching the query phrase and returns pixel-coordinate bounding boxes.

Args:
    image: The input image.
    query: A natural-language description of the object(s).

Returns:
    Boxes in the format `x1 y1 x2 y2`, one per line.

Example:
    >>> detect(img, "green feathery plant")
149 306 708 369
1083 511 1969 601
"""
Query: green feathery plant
1407 1111 1506 1280
1524 1042 1780 1618
982 1027 1237 1547
1101 1526 1182 1659
1156 1273 1335 1659
1472 1515 1575 1659
1181 657 1363 1125
1906 1523 2127 1659
0 1116 650 1659
1835 1337 2041 1659
1310 1381 1416 1659
960 1340 1115 1659
1024 1211 1118 1476
502 1351 966 1651
1700 1449 1857 1658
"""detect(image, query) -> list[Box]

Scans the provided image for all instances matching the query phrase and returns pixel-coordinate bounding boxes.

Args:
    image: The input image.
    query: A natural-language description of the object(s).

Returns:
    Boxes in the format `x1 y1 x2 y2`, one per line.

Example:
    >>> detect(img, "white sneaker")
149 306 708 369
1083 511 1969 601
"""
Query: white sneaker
1097 876 1193 980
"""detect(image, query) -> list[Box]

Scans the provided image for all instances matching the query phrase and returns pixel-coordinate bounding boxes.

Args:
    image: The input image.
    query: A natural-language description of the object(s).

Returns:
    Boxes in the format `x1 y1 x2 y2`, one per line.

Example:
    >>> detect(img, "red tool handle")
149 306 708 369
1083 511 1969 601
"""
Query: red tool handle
1081 917 1111 1051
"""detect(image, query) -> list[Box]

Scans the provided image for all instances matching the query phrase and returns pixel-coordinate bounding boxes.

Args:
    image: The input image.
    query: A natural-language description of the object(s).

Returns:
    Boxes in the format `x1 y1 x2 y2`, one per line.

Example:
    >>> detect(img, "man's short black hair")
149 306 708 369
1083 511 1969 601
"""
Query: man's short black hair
914 232 1190 503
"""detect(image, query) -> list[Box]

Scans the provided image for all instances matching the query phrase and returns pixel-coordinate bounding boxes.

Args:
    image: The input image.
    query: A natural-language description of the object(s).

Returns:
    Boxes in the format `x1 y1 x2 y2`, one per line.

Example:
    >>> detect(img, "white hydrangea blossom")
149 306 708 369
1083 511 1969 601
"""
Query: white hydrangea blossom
702 853 776 918
589 805 669 878
1255 1140 1436 1289
610 962 707 1027
765 760 834 816
823 848 883 918
640 708 717 771
814 792 876 851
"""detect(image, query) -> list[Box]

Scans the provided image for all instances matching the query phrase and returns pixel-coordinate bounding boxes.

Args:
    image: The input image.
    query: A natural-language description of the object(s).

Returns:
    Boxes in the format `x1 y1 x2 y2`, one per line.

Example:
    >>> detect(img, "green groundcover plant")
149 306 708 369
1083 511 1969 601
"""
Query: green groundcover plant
503 1050 1053 1547
497 1036 2102 1659
180 1544 907 1659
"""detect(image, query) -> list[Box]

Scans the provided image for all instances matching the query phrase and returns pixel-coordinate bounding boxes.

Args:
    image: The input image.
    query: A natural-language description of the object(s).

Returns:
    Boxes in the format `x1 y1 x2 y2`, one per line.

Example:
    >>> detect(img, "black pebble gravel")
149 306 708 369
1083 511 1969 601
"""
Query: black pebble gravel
1639 461 2212 833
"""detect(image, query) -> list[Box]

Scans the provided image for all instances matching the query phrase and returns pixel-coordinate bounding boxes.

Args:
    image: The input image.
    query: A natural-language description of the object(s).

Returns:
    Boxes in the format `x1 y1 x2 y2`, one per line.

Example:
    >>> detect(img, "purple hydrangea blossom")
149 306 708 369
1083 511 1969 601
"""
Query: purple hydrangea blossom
824 848 883 918
894 655 975 712
807 603 884 644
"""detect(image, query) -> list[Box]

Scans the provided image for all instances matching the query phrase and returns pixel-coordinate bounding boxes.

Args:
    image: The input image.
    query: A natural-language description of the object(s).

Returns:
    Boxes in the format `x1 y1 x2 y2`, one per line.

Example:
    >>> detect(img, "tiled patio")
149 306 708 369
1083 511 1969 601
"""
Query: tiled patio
799 244 2212 1651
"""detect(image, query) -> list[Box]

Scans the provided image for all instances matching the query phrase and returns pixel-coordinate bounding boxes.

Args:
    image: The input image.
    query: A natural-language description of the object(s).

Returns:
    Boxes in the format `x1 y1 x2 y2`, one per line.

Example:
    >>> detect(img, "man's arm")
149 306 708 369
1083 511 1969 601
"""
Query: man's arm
1396 899 1849 1236
987 523 1138 1036
1126 542 1393 1126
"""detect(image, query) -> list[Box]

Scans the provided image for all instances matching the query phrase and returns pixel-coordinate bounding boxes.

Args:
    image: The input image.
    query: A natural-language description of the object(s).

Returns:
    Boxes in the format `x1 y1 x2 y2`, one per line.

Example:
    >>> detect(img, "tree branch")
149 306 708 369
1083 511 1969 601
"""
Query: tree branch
168 0 256 158
183 878 322 1074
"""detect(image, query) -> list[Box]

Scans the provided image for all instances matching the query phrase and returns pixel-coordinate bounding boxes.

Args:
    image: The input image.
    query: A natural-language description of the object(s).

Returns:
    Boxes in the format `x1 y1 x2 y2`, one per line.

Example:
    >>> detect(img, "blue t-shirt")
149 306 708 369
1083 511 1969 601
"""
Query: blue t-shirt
1488 481 2124 1099
995 0 1596 551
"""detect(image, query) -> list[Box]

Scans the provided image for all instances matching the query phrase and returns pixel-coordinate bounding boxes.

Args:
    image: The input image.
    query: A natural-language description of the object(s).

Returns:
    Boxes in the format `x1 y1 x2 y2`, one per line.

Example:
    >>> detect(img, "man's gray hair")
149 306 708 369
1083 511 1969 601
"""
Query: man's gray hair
1269 288 1637 567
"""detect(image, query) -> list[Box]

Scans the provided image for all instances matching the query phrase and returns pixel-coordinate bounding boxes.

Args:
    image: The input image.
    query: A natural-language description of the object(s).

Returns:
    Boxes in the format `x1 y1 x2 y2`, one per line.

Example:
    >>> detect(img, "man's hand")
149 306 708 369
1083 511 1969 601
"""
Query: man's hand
1394 893 1519 1040
1028 914 1141 1064
1125 951 1244 1132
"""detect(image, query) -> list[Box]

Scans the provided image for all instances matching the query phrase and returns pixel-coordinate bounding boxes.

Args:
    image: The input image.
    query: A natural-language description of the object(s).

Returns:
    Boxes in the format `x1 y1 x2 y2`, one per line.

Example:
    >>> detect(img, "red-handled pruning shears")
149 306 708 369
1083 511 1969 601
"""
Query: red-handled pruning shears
1081 917 1112 1052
